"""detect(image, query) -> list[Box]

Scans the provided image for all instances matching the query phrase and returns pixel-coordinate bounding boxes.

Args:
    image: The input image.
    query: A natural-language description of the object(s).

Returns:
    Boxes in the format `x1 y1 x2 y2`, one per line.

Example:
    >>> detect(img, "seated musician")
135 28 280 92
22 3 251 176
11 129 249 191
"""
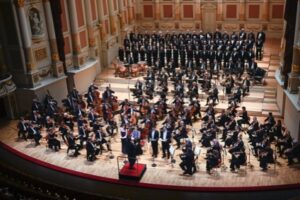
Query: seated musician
179 145 195 175
259 142 274 171
88 108 99 127
215 109 230 128
202 103 215 122
86 137 100 161
206 146 221 174
88 83 98 94
229 134 246 172
27 123 42 146
78 124 90 147
262 112 276 131
270 119 284 141
106 118 118 136
63 94 75 113
189 100 201 120
63 113 74 131
66 132 81 156
173 122 188 149
224 126 240 148
47 128 61 151
188 82 199 100
102 86 115 102
200 123 217 148
237 106 250 127
17 117 28 140
46 101 58 118
86 90 95 108
247 116 260 139
222 115 236 141
94 125 111 153
206 85 219 105
276 130 293 157
59 122 69 144
285 140 300 166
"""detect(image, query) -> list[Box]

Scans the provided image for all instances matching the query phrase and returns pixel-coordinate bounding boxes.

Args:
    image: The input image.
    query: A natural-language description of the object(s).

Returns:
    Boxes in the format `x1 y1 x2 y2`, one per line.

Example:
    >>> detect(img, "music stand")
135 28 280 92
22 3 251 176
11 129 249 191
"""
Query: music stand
194 146 201 171
169 145 176 168
247 144 254 169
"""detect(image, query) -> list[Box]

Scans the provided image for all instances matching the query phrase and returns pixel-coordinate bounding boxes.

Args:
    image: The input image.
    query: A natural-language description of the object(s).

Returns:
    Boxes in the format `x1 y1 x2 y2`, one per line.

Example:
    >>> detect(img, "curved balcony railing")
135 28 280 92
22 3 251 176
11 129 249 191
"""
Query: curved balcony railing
0 73 16 98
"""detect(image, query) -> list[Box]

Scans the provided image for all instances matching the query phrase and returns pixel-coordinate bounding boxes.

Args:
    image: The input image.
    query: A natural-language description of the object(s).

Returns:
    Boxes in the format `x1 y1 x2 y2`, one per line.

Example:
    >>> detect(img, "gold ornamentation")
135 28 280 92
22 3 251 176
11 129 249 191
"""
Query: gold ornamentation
35 48 47 61
15 0 25 8
32 74 39 83
51 53 59 61
26 63 33 71
292 64 300 73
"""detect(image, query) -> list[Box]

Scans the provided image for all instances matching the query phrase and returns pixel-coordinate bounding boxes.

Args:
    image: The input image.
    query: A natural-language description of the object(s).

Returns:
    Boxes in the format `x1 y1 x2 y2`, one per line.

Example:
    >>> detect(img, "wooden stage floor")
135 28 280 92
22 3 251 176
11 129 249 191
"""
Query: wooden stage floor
1 38 300 191
1 119 300 190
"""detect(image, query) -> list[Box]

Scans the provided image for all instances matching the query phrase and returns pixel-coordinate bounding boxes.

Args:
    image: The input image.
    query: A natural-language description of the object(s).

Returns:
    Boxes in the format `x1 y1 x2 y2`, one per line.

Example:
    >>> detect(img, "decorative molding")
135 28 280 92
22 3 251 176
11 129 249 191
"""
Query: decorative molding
0 74 16 98
34 48 47 61
223 23 239 32
159 22 175 30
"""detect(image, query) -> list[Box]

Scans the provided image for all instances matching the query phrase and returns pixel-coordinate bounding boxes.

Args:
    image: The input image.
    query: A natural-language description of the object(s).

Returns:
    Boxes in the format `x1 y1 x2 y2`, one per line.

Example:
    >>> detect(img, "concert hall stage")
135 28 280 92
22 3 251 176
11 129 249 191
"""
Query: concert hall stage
1 39 300 200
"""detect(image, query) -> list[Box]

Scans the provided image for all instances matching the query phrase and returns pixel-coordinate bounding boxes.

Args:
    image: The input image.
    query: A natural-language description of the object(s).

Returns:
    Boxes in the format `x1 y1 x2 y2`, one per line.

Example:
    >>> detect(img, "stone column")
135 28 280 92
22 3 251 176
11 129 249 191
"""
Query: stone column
175 0 180 21
107 0 117 35
288 1 300 93
155 0 160 21
96 0 107 41
84 0 96 59
43 0 64 77
127 0 132 24
239 0 246 21
15 0 36 72
262 0 270 21
216 0 223 22
67 0 81 67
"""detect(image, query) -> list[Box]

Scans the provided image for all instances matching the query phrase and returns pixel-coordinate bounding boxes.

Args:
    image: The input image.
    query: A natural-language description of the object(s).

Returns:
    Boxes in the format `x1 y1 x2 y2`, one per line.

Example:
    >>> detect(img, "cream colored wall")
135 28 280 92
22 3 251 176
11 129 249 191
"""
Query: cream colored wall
277 82 285 116
16 77 68 115
71 61 98 94
284 96 300 142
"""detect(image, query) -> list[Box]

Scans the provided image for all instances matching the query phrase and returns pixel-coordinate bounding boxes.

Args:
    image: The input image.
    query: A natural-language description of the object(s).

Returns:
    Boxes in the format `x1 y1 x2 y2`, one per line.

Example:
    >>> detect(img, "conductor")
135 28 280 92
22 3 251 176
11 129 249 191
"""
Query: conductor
126 136 138 169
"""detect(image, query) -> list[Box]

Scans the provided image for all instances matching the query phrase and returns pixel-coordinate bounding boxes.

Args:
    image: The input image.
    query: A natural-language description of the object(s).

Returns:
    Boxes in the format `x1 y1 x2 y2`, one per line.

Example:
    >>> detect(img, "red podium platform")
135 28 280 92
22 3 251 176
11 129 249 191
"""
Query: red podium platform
119 163 147 181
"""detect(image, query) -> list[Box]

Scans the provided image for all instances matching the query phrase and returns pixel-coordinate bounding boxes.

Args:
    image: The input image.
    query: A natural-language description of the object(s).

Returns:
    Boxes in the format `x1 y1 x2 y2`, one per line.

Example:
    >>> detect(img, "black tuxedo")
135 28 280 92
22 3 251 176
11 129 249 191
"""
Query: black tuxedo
160 128 172 158
149 129 159 157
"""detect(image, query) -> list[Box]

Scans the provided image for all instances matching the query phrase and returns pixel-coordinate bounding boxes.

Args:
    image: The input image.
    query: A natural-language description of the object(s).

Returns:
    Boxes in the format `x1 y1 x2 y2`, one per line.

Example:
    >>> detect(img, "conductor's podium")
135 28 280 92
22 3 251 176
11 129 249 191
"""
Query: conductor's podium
117 156 147 181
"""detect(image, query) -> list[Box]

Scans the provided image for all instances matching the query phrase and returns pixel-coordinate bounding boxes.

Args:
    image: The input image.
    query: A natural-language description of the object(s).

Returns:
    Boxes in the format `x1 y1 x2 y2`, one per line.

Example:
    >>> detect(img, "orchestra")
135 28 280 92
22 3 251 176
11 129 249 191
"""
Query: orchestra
16 29 300 178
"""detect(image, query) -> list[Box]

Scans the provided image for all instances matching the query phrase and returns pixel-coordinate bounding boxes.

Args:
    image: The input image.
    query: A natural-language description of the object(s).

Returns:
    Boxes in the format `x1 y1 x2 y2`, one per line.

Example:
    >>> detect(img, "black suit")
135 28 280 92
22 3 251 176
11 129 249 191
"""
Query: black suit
160 128 171 158
149 129 159 157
